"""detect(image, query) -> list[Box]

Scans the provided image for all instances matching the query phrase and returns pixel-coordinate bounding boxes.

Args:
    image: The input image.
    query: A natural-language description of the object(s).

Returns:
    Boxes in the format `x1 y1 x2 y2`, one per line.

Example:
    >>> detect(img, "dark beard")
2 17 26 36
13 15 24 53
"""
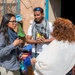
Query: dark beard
34 17 44 23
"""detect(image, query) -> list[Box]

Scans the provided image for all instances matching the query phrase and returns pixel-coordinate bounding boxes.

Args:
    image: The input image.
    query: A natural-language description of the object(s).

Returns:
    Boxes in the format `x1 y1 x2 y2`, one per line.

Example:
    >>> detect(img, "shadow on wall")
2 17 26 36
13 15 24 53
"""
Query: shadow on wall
50 0 61 18
61 0 75 25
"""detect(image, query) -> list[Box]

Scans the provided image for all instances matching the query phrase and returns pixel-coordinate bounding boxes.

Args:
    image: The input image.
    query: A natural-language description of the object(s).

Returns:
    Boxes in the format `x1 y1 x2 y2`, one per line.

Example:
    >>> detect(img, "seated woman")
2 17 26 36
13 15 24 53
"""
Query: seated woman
31 18 75 75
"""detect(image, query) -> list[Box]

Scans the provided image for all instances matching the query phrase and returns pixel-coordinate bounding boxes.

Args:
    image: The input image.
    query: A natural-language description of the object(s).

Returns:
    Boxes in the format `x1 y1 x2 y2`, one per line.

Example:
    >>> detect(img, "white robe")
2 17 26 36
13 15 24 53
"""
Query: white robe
34 40 75 75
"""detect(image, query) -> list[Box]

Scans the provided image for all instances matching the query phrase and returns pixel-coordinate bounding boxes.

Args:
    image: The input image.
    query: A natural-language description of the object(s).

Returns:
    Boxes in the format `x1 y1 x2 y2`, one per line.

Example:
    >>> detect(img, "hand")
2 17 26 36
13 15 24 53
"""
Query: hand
36 37 45 44
31 57 36 65
13 38 23 46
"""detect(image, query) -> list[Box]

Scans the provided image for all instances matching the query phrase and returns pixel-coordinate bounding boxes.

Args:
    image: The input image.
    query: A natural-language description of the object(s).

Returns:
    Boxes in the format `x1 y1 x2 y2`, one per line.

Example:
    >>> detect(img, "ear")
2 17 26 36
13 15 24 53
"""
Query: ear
42 13 44 17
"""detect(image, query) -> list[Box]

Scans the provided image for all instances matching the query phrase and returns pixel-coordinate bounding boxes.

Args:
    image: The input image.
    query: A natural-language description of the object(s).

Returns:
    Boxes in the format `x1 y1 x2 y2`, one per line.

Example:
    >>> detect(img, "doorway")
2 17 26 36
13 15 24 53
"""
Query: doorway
61 0 75 24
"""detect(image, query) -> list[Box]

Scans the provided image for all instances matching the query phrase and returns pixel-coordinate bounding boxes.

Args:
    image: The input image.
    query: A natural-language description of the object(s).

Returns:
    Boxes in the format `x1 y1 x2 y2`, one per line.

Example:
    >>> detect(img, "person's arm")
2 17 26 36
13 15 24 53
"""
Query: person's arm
32 40 59 75
0 33 23 58
0 34 15 57
43 37 55 43
26 35 37 44
31 57 36 65
26 35 47 44
26 25 43 44
42 21 55 43
26 25 36 44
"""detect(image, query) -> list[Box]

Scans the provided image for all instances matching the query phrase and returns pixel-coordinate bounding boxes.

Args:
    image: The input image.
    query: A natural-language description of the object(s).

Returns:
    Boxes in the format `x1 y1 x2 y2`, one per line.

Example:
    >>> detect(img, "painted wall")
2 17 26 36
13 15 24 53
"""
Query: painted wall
20 0 45 34
0 0 61 34
20 0 61 34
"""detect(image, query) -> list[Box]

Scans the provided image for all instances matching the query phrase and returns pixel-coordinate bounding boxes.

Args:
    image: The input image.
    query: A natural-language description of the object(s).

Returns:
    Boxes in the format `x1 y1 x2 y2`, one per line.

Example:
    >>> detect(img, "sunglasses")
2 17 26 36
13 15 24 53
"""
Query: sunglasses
34 7 41 11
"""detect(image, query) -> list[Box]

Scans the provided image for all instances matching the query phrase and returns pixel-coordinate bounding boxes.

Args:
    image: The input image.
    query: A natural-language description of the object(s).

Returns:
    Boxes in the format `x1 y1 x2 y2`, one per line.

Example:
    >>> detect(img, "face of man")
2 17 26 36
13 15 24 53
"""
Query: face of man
34 11 44 23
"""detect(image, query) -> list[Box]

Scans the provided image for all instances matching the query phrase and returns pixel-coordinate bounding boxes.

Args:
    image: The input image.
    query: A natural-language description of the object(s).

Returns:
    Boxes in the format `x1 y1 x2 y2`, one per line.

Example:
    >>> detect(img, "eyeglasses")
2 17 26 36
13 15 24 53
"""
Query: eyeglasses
9 20 17 24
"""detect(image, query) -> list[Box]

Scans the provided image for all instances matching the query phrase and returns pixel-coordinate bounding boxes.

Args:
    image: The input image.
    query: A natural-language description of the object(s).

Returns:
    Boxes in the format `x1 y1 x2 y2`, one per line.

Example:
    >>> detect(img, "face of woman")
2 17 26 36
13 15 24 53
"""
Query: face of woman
7 16 17 30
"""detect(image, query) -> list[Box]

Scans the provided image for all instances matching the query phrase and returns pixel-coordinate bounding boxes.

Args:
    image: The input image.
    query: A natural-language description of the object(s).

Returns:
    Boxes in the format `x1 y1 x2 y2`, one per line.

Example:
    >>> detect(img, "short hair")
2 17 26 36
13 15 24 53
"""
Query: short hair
33 7 44 13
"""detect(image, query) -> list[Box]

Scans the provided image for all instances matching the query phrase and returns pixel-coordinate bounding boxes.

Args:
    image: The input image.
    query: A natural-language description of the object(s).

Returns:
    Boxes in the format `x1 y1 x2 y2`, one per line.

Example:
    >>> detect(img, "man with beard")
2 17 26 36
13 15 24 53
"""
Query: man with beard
26 7 54 58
